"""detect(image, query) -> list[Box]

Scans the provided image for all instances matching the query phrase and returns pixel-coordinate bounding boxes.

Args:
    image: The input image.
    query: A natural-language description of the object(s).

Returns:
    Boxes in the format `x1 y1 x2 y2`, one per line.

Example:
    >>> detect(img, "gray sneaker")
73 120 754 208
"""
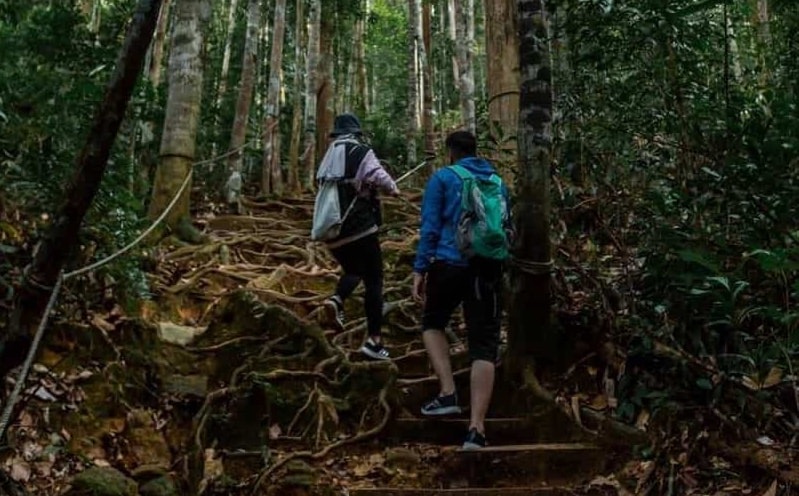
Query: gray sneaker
420 392 462 416
323 296 344 330
360 337 390 361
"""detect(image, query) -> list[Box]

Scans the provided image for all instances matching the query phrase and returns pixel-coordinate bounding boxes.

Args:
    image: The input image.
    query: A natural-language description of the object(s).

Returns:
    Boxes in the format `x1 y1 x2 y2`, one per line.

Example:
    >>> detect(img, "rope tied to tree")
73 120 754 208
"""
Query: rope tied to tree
510 255 554 275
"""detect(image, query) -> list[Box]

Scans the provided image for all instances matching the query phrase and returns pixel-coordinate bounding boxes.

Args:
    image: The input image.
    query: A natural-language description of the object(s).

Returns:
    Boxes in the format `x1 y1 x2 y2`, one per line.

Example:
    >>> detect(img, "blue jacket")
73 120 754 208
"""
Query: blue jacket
413 157 510 273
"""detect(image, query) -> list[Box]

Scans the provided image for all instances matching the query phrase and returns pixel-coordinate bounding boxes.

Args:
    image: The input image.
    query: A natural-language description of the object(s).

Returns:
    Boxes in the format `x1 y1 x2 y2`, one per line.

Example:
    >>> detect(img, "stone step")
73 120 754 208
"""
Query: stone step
386 416 586 445
349 488 574 496
437 443 607 487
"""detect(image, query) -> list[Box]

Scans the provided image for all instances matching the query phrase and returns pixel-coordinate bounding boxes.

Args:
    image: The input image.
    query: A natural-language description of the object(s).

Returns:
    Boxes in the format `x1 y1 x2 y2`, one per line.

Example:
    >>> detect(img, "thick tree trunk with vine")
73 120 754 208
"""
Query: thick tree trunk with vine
225 0 262 209
485 0 519 184
288 0 305 192
315 5 335 164
302 0 321 189
262 0 288 196
148 0 209 240
421 0 435 176
507 0 553 377
406 0 420 167
454 0 475 133
1 0 162 382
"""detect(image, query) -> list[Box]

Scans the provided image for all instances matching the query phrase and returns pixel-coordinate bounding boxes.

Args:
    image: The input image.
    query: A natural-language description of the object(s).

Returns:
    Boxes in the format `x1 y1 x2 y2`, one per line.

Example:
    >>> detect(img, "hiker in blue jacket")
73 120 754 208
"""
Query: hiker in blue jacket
412 130 511 449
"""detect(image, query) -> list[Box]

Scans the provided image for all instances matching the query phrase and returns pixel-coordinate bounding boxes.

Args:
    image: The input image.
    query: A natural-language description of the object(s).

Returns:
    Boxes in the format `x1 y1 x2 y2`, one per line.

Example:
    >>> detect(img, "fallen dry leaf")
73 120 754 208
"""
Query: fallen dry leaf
761 480 777 496
761 367 783 389
269 423 282 440
9 459 31 482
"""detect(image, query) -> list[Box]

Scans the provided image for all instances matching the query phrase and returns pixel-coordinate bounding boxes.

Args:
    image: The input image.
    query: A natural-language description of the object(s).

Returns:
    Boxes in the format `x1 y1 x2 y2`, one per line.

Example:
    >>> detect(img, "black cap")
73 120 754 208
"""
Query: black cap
330 113 363 137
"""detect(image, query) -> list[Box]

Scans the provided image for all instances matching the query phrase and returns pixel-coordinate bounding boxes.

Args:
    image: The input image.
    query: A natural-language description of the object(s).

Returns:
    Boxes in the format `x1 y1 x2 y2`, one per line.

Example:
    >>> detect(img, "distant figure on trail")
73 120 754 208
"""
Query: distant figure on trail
312 113 400 360
412 130 512 449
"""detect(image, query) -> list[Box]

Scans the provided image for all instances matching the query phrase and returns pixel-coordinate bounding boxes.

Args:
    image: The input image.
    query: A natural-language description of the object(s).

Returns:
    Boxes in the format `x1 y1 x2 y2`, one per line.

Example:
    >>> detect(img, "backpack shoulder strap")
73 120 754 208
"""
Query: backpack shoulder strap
449 164 473 181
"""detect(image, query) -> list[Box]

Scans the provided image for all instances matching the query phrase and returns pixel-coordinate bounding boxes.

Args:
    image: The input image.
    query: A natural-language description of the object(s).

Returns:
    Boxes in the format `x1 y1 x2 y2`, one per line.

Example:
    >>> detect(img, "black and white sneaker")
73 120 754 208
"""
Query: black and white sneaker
323 296 345 330
360 337 390 361
462 428 486 450
420 392 462 416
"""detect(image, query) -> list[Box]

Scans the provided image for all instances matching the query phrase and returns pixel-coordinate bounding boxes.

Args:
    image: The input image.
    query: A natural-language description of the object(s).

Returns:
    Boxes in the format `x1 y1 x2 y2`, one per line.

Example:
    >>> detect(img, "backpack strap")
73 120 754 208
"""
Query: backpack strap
449 164 474 181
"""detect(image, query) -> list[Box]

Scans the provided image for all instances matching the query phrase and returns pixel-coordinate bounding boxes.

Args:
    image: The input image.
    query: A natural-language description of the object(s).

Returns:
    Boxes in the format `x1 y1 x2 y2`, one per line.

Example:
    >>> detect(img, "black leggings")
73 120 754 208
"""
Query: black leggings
329 234 383 338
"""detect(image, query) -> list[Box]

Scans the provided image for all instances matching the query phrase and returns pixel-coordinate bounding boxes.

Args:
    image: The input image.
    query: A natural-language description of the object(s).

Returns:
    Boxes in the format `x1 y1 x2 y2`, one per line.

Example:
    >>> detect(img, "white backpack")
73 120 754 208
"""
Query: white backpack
310 138 362 241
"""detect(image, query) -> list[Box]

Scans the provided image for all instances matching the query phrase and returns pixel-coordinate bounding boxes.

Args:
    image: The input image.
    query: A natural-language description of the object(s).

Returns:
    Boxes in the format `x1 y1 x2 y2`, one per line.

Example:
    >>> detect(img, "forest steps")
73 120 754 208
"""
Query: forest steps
333 330 616 496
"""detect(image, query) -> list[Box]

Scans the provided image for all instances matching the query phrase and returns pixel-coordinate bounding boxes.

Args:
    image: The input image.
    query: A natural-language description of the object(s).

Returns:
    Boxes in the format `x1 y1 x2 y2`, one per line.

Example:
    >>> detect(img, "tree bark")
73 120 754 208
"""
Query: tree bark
485 0 519 184
216 0 240 111
262 0 288 196
353 0 369 117
406 0 420 167
303 0 321 189
148 0 209 234
454 0 475 133
225 0 262 209
507 0 553 376
1 0 162 380
447 0 459 85
421 0 435 175
147 0 172 87
315 4 335 164
287 0 305 192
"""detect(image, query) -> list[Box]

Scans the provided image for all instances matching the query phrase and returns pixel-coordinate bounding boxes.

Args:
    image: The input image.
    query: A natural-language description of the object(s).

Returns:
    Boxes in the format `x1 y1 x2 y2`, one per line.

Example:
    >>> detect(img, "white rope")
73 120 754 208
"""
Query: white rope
0 273 64 440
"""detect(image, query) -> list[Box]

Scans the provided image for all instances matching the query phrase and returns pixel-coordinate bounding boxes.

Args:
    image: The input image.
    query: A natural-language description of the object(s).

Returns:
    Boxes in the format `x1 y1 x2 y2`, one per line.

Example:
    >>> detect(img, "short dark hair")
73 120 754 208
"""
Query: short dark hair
445 131 477 158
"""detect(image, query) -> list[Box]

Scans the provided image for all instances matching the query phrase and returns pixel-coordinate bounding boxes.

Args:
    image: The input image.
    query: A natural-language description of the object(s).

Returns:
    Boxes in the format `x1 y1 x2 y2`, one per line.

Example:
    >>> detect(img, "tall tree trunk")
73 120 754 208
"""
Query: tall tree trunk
454 0 475 132
1 0 162 381
421 0 435 174
447 0 459 86
353 0 369 117
485 0 519 183
262 0 287 195
148 0 172 87
216 0 239 111
407 0 420 167
288 0 305 192
315 4 335 164
225 0 262 209
148 0 209 236
508 0 553 376
303 0 321 189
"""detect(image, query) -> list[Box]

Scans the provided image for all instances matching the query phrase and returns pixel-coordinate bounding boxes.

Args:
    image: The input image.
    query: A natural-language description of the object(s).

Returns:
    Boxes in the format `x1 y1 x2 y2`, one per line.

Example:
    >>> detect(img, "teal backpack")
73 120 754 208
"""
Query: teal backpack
449 164 510 261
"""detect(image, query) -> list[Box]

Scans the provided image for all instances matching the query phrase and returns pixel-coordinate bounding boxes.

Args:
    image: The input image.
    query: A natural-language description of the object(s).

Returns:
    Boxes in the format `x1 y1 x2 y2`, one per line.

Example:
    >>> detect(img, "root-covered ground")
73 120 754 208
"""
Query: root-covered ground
1 193 794 495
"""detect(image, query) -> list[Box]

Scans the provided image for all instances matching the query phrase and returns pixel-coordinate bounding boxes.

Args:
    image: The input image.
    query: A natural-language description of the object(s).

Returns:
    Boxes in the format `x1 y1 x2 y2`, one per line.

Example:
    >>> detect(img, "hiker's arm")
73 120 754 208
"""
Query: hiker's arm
413 175 444 273
357 150 399 195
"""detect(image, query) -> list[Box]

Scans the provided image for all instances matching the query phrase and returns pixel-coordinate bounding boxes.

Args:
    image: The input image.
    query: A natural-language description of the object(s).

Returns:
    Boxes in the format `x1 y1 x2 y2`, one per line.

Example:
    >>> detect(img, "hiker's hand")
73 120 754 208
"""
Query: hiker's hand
412 272 426 303
390 186 401 197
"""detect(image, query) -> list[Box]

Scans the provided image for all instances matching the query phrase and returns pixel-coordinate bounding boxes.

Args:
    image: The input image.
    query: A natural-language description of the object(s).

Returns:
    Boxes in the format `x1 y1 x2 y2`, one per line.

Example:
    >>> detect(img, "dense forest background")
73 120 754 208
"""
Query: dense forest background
1 0 798 494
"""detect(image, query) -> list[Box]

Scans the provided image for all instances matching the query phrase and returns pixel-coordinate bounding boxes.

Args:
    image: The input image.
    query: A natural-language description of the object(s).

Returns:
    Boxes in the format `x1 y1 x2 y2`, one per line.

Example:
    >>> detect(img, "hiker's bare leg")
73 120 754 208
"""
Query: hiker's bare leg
469 359 495 435
423 329 455 395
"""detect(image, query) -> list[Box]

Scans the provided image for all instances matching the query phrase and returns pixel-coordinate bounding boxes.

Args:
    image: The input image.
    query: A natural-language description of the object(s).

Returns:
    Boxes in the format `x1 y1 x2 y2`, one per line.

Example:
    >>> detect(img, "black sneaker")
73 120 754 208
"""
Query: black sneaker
323 296 345 330
462 428 486 450
360 337 390 361
420 392 462 416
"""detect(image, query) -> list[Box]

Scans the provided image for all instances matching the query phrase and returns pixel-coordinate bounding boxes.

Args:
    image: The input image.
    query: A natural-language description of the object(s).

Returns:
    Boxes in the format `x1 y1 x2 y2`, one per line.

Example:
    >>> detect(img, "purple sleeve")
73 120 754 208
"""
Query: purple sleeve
355 150 399 194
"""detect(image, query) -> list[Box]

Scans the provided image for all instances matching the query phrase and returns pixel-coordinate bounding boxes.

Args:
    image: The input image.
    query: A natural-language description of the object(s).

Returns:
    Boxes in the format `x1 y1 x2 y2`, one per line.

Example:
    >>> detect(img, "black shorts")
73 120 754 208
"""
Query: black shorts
421 259 503 363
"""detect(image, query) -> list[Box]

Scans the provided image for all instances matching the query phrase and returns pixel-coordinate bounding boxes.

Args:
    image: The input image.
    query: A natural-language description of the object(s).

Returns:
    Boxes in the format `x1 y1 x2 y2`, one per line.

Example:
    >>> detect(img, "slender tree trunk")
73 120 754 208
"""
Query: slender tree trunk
508 0 553 376
148 0 172 87
225 0 262 209
454 0 475 132
288 0 305 192
447 0 459 85
421 0 435 174
148 0 209 235
216 0 239 111
407 0 420 167
315 5 335 164
353 0 369 117
262 0 288 195
485 0 519 183
303 0 321 189
2 0 162 380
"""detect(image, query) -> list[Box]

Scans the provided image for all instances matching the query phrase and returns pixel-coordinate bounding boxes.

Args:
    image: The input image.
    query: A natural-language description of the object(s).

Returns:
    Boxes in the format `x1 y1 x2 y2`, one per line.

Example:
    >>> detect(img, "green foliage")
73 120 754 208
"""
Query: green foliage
0 1 157 306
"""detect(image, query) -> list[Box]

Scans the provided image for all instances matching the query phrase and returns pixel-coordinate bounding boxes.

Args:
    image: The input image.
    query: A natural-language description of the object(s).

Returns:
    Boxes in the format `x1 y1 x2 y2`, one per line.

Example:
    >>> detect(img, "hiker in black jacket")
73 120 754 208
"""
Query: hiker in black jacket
319 113 399 360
